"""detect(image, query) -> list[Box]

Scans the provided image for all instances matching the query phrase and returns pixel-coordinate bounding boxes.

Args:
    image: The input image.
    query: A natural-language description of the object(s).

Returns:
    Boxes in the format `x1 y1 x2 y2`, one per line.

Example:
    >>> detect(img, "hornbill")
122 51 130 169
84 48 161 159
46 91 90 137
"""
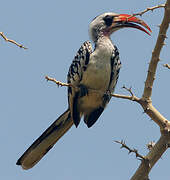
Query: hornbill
16 12 151 169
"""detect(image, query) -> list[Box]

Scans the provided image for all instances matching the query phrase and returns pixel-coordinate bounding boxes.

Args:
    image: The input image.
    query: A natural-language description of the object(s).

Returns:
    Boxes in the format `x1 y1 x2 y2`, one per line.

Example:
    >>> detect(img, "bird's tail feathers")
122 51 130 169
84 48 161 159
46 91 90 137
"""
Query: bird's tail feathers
16 109 73 170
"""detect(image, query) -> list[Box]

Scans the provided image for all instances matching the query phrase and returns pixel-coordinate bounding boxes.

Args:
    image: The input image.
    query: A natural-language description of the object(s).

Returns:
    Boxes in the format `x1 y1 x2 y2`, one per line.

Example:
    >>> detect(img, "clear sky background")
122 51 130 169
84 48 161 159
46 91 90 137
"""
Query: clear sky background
0 0 170 179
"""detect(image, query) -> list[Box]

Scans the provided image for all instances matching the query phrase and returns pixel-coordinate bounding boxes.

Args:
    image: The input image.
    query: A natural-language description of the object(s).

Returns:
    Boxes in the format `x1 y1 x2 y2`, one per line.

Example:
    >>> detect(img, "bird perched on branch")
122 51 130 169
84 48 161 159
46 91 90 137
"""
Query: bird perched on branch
16 12 151 170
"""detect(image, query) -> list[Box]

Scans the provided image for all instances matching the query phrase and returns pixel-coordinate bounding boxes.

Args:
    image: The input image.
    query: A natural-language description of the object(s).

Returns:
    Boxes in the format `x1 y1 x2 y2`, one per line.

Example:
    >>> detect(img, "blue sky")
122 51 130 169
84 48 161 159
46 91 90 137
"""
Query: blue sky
0 0 170 179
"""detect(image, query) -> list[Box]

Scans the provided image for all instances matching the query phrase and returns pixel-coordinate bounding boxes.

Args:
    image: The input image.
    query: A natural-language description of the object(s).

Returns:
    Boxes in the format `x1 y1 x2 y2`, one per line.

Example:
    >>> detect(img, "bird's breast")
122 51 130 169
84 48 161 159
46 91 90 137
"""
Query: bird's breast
81 54 111 92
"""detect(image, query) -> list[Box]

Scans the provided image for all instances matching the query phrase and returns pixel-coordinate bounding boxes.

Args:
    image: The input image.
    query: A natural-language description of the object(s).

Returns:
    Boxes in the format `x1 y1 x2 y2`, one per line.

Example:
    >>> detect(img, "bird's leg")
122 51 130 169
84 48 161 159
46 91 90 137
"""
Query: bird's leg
78 84 89 97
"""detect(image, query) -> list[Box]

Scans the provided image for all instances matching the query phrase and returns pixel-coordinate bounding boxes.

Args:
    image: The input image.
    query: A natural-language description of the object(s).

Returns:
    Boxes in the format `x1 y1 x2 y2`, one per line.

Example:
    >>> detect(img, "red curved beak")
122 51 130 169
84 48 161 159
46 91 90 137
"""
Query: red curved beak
113 14 152 35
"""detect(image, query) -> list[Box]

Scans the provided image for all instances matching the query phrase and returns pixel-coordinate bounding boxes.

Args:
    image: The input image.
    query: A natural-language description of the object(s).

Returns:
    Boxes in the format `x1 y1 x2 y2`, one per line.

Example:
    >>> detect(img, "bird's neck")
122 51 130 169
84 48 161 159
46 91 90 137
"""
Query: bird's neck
95 35 114 54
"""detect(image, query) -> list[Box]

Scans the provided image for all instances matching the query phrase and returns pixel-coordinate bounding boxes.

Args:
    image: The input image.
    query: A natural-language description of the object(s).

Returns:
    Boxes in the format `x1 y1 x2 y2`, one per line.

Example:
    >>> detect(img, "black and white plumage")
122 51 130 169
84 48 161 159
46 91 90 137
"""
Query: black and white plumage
67 40 121 128
16 12 151 170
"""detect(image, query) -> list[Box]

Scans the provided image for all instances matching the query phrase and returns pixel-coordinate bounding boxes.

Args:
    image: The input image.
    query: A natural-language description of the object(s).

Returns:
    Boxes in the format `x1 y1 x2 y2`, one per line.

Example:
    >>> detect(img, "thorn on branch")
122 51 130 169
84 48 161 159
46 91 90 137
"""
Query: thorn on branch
114 140 147 162
0 32 27 49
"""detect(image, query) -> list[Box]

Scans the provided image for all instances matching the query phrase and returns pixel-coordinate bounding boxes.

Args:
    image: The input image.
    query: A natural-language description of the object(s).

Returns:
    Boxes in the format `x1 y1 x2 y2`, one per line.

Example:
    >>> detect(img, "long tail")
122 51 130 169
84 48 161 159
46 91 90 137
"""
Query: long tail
16 109 73 170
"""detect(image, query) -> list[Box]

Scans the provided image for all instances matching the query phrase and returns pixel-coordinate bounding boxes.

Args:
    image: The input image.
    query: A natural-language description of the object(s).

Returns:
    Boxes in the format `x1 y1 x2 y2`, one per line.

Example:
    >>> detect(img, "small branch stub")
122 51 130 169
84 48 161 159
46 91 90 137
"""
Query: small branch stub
147 141 156 151
163 63 170 69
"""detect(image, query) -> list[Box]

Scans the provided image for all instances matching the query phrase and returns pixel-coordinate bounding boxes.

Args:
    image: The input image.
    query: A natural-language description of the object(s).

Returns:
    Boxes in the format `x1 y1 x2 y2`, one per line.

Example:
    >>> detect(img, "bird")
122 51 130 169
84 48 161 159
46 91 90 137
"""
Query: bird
16 12 151 170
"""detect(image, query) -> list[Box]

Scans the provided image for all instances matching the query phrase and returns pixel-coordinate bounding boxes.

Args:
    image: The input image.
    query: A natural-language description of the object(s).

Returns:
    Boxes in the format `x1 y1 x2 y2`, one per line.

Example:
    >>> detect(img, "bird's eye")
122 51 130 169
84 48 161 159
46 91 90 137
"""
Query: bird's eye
103 15 114 26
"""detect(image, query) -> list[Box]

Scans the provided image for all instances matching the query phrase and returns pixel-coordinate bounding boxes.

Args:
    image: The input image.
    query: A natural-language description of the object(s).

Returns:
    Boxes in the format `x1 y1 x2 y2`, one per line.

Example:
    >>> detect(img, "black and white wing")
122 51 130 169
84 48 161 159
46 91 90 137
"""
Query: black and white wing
108 45 121 93
67 41 93 127
67 41 93 86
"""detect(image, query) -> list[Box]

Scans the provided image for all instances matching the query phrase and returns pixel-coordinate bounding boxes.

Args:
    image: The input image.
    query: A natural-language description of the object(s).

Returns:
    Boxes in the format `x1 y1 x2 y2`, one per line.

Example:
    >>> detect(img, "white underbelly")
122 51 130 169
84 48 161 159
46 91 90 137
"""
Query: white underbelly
81 62 111 92
79 62 111 113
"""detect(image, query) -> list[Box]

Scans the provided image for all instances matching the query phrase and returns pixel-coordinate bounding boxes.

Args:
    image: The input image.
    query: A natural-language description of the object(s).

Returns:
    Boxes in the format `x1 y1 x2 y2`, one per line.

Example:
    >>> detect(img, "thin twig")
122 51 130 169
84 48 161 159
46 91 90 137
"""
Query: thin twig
128 4 165 19
45 76 75 89
114 140 147 161
0 32 27 49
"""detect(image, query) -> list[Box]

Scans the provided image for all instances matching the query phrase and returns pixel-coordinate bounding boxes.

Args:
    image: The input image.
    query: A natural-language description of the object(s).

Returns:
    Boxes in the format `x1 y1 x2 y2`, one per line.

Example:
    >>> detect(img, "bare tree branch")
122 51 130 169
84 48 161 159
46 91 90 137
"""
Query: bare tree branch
114 2 170 178
45 76 140 102
130 1 170 179
0 32 27 49
131 135 170 180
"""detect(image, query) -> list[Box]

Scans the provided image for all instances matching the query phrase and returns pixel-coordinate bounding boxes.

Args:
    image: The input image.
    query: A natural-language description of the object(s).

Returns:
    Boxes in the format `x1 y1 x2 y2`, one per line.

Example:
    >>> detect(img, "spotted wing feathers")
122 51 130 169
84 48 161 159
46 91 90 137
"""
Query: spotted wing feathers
67 41 93 127
108 45 121 93
67 41 93 86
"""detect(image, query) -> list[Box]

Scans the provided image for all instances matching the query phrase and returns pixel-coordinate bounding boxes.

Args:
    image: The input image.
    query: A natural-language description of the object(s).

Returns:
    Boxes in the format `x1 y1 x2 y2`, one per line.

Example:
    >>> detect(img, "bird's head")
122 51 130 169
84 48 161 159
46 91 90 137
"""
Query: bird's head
89 12 151 42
